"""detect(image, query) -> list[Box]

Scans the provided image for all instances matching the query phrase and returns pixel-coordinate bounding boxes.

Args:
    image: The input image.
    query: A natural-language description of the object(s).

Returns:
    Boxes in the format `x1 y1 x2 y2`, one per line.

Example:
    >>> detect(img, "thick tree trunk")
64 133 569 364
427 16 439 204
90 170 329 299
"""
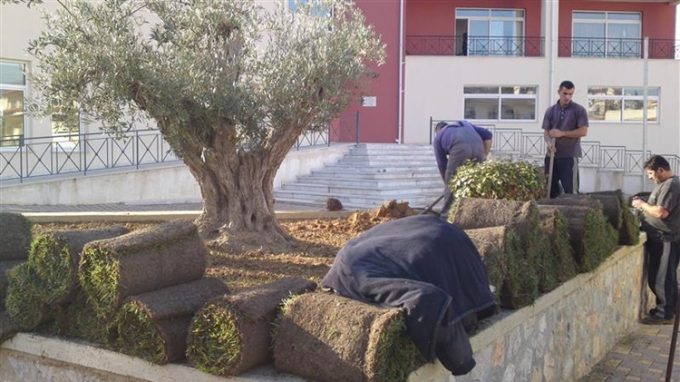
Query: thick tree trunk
175 124 299 249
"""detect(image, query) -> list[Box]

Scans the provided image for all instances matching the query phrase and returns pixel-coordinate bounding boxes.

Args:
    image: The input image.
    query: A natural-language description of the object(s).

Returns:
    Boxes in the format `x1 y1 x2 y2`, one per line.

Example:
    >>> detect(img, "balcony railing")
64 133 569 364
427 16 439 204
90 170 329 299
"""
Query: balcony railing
559 37 680 59
405 35 544 57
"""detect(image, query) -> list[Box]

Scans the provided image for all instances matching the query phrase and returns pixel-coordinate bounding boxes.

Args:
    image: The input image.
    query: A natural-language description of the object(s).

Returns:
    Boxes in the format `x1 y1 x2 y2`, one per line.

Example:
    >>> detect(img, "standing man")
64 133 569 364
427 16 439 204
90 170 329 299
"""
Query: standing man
433 120 492 216
542 80 589 198
632 155 680 324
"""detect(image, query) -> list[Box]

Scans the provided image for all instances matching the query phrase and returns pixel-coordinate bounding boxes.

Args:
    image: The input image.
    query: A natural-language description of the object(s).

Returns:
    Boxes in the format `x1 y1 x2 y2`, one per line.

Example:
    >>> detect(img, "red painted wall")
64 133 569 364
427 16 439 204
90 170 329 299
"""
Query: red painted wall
335 0 401 143
405 0 542 38
558 1 676 58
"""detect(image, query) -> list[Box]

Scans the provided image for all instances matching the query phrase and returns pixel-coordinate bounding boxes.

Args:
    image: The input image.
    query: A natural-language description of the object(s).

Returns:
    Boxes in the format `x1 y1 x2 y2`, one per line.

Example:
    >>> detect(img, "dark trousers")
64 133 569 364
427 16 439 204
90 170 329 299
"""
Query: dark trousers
545 156 577 199
645 239 680 318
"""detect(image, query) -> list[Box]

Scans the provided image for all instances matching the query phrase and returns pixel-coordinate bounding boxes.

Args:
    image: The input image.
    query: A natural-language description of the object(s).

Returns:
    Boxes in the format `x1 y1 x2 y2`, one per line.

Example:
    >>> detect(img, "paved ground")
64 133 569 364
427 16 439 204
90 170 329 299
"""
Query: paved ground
582 323 680 382
3 202 678 381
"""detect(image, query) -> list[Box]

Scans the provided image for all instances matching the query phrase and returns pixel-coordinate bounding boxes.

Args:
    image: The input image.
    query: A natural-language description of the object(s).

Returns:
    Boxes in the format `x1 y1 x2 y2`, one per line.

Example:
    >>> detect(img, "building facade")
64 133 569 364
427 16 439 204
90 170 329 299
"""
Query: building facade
1 0 679 165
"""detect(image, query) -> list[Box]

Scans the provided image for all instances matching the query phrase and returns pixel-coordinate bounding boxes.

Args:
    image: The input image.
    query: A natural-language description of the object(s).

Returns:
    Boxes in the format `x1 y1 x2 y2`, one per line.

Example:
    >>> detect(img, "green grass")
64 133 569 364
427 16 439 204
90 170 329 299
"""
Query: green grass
582 212 619 272
186 303 243 375
28 235 74 303
108 301 166 364
552 214 578 282
79 247 120 318
372 317 426 382
5 263 49 329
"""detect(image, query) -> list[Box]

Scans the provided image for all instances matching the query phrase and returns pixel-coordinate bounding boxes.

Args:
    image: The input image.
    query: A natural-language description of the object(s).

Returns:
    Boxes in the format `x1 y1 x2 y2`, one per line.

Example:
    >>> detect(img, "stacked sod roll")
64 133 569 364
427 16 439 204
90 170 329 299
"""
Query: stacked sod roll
4 226 129 330
187 277 316 376
539 209 578 283
536 203 618 272
108 278 230 364
450 198 556 306
273 292 425 382
464 226 537 308
0 212 31 310
587 190 640 245
79 220 207 320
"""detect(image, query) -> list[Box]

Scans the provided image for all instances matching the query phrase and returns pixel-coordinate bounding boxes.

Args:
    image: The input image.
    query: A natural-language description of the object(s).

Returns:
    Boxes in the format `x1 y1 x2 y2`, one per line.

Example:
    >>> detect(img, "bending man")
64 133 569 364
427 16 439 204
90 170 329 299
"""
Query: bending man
433 120 492 215
322 215 496 376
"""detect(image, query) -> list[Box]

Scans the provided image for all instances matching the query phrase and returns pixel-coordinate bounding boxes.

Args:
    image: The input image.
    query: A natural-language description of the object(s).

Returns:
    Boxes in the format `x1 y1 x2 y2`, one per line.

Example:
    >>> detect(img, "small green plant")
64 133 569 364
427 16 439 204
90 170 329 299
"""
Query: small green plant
449 160 545 201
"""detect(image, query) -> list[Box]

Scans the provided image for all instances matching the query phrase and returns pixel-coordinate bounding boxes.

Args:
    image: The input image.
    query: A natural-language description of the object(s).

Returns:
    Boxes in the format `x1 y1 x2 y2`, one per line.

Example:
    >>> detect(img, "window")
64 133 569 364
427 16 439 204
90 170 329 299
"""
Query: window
288 0 332 17
0 60 26 147
464 86 537 121
587 86 659 122
455 9 525 56
572 12 641 58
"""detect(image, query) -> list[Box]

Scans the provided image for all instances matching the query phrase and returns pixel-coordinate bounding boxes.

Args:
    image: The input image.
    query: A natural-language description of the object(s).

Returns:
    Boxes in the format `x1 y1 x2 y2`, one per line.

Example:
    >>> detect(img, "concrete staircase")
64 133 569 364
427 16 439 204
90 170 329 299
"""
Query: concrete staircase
274 144 444 209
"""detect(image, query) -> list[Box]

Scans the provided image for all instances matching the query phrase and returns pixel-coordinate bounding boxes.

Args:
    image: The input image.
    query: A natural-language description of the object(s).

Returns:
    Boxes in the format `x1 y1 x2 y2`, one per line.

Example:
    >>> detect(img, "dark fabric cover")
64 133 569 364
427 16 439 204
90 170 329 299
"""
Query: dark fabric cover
321 215 496 360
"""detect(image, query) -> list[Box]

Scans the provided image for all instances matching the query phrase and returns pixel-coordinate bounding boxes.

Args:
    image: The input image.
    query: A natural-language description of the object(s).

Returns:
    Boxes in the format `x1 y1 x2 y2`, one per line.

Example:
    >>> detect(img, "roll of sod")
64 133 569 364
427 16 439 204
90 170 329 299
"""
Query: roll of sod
187 277 315 376
450 198 556 293
107 278 230 364
539 209 578 283
79 220 207 319
588 190 640 245
273 292 425 382
29 226 129 305
0 260 23 310
537 205 618 272
0 212 32 260
5 263 50 329
52 291 109 343
465 226 538 308
1 311 20 343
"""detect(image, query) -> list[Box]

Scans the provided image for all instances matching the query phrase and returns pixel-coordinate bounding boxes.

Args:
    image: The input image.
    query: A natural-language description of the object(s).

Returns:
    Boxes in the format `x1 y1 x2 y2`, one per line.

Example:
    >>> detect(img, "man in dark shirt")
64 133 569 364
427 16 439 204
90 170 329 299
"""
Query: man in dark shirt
433 120 492 215
632 155 680 324
322 215 496 376
542 80 589 198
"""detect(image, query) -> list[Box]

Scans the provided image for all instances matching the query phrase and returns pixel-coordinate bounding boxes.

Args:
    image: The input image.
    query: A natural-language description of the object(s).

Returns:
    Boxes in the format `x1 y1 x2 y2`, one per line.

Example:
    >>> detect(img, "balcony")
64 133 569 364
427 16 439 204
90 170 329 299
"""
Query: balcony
405 35 544 57
559 37 680 59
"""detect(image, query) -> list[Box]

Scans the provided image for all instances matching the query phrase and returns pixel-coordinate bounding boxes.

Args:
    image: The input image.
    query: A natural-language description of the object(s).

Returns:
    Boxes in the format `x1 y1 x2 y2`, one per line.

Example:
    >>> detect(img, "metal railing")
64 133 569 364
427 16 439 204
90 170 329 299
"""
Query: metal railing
559 37 680 59
405 35 544 57
1 120 358 182
428 119 679 175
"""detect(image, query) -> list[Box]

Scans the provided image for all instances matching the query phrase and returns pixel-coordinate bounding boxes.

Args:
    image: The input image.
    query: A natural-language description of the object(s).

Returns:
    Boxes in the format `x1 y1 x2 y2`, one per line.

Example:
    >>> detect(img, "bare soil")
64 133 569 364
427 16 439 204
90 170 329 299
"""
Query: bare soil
32 201 418 293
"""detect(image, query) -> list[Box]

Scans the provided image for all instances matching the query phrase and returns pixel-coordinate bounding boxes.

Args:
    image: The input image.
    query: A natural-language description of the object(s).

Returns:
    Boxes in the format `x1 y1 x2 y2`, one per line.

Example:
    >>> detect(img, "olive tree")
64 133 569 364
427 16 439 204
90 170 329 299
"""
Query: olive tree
17 0 384 245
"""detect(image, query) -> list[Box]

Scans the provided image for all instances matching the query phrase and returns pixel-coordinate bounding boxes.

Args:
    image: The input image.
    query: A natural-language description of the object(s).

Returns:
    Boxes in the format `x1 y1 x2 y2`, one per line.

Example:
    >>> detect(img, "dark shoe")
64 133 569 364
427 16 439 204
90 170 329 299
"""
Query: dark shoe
641 314 674 325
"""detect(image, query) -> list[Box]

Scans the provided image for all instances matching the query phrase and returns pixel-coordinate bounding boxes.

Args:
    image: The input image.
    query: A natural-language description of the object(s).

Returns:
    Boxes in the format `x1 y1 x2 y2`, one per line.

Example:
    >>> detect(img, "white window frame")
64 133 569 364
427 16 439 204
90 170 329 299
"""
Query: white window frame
571 11 641 58
0 60 27 148
455 8 525 56
587 86 660 123
463 85 538 122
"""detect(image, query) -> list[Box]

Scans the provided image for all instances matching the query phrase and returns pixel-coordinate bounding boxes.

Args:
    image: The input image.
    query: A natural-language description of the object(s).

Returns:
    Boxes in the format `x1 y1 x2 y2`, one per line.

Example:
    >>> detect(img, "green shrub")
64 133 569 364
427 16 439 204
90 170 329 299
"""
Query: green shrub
449 160 545 201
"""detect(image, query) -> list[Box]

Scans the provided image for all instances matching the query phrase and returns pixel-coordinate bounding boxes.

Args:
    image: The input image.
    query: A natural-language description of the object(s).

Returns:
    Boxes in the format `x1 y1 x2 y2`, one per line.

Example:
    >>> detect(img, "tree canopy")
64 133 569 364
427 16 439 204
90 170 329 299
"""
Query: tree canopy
13 0 385 243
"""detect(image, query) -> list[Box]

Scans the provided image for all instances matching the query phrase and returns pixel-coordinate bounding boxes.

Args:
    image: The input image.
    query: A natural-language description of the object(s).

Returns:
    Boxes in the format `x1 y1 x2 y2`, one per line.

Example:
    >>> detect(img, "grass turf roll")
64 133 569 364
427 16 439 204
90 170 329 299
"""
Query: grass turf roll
52 291 109 344
5 263 50 329
273 292 425 382
79 219 207 319
0 212 32 260
451 198 556 293
107 278 230 364
537 205 618 272
588 190 640 245
539 209 578 283
465 226 538 308
0 260 23 310
29 226 129 305
187 277 316 376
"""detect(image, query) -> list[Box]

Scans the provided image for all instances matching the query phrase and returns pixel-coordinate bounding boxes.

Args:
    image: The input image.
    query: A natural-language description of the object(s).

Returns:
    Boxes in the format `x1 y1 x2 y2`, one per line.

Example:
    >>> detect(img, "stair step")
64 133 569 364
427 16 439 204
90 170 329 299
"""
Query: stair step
294 177 443 187
280 183 443 194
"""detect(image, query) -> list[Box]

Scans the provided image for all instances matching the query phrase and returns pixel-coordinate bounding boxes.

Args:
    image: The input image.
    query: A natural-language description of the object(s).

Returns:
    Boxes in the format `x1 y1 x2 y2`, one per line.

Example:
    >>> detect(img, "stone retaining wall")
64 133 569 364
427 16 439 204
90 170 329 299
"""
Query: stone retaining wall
1 241 645 382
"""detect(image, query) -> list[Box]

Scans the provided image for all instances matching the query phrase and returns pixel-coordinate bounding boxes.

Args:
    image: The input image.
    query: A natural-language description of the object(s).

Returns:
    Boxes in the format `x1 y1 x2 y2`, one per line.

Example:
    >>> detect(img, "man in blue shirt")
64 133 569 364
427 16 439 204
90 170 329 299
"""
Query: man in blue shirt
433 120 492 215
